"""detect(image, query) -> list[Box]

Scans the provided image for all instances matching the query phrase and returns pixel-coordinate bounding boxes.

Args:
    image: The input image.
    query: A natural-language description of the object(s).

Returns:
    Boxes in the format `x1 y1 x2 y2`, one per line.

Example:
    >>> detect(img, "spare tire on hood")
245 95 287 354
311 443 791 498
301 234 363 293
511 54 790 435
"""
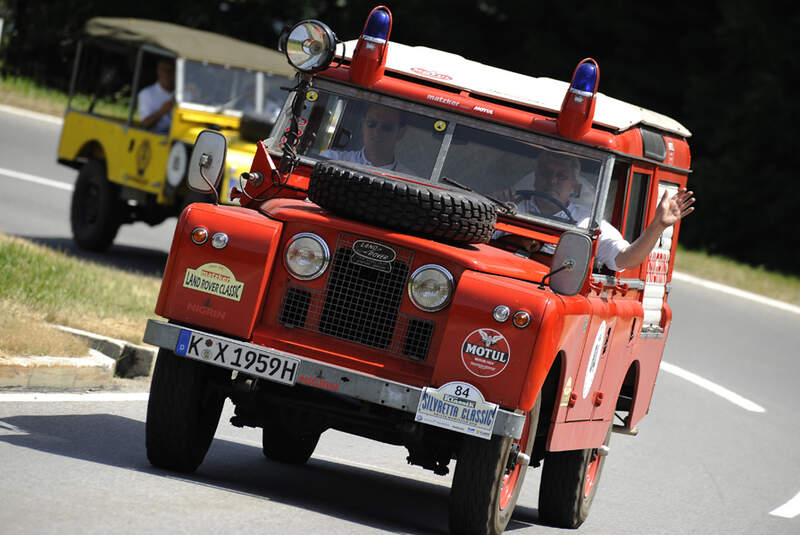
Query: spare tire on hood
307 162 497 244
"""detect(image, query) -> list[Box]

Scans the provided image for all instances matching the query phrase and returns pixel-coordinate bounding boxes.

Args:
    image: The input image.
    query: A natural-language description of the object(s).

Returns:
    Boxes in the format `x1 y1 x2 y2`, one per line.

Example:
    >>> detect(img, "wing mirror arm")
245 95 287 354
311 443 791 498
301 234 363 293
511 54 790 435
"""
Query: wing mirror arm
538 258 576 290
187 130 227 204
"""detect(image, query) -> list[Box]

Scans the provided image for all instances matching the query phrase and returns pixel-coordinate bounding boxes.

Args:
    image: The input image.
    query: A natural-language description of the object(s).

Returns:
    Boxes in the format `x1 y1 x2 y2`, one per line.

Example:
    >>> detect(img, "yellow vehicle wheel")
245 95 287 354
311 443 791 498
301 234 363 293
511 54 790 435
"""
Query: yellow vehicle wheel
70 160 123 251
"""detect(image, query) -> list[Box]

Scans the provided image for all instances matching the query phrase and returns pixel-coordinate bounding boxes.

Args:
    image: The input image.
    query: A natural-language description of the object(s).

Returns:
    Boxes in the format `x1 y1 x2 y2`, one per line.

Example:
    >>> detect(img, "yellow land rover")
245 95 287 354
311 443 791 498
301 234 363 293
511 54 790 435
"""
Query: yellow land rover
57 17 294 251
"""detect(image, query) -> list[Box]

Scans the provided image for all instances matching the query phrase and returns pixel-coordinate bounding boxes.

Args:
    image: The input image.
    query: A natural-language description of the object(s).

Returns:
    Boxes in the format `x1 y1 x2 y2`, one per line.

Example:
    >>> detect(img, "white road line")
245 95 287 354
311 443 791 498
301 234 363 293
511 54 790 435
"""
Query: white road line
0 104 63 125
672 271 800 315
660 361 766 413
0 166 73 192
0 392 149 402
770 490 800 518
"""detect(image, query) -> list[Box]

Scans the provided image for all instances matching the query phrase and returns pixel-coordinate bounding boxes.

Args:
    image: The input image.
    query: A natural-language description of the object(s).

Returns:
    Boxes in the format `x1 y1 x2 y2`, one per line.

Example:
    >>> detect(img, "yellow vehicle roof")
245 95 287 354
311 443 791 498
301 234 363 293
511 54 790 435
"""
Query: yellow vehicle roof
85 17 295 76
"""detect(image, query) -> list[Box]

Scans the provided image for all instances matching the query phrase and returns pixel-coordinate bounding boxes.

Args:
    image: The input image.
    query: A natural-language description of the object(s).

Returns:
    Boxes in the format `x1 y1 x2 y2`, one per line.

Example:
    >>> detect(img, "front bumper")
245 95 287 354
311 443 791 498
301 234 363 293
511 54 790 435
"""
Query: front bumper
144 319 524 439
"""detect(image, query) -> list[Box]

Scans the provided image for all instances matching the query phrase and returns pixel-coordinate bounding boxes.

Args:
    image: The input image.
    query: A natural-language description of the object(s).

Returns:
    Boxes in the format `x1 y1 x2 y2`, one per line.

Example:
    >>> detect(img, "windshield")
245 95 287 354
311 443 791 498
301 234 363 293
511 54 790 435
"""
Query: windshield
271 84 608 228
181 60 290 121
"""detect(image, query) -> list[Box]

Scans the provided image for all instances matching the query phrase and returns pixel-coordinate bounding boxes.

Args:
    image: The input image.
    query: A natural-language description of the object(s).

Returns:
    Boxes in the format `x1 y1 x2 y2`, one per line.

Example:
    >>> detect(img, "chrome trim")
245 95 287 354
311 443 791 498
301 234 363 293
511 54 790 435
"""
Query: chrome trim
143 320 525 439
407 264 454 312
284 232 330 281
191 227 208 245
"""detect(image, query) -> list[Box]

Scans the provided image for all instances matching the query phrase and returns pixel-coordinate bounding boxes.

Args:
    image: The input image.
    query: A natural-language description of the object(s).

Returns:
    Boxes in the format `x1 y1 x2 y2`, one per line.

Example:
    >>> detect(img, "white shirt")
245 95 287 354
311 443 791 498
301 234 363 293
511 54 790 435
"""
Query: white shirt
137 82 172 134
502 197 630 272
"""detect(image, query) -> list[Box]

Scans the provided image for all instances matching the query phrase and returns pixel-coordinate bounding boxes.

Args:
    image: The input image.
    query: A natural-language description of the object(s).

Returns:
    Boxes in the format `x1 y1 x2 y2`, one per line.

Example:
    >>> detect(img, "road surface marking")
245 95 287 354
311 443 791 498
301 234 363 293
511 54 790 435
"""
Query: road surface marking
0 166 73 192
0 103 63 125
672 271 800 316
770 490 800 518
660 361 766 413
0 392 149 402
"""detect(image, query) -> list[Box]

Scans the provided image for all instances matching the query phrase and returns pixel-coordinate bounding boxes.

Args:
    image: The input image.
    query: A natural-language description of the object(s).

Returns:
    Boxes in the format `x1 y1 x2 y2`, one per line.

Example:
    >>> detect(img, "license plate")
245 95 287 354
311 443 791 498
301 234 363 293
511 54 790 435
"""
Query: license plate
175 329 299 386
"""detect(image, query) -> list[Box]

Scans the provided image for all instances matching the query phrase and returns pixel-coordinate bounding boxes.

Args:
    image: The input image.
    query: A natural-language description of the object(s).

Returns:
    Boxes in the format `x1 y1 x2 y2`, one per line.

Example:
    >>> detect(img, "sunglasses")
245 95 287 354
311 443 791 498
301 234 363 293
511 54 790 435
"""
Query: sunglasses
364 119 399 132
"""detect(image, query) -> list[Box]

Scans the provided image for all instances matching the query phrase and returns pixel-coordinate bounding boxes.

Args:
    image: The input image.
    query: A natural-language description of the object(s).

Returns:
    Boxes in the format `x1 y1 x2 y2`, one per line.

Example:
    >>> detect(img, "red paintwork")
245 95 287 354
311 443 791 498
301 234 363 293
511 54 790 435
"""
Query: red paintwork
153 41 692 457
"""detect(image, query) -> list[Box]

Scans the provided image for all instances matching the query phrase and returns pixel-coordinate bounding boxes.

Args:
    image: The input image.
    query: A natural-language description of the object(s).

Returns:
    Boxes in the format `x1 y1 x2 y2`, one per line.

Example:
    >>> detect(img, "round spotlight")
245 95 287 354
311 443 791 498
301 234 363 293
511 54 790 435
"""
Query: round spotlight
211 232 229 249
408 265 453 312
493 305 511 323
191 227 208 245
284 20 337 73
513 310 531 328
285 233 330 280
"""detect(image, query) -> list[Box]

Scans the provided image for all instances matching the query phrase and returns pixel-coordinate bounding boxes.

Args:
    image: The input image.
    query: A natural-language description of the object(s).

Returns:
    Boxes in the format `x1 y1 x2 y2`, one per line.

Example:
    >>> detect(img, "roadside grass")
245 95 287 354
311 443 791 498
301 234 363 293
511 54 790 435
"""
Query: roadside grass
0 234 161 357
674 246 800 306
0 74 129 119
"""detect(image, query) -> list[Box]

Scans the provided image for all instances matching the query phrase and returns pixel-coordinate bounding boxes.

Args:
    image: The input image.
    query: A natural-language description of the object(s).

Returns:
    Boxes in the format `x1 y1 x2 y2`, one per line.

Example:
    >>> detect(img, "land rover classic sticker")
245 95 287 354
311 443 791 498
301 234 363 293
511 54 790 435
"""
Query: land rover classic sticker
183 262 245 302
461 328 511 378
582 321 607 399
415 381 498 439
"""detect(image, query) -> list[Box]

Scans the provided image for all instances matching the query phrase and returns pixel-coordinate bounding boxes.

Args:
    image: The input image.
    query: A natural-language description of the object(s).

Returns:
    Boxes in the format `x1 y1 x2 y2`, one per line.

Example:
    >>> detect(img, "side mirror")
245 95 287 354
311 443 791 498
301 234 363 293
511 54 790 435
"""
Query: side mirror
544 230 592 296
187 130 227 195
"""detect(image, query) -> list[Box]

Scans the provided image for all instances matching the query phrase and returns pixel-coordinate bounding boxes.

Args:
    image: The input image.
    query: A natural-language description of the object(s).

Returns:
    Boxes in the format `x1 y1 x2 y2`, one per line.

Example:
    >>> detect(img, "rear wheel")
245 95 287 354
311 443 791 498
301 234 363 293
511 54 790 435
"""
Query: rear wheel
538 424 612 528
146 349 227 473
70 160 122 251
449 397 540 535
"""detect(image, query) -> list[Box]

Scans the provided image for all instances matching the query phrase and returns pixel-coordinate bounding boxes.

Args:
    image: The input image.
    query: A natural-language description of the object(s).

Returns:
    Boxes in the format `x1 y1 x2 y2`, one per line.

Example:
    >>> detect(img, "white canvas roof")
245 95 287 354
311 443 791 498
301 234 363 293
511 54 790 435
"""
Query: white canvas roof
340 40 690 137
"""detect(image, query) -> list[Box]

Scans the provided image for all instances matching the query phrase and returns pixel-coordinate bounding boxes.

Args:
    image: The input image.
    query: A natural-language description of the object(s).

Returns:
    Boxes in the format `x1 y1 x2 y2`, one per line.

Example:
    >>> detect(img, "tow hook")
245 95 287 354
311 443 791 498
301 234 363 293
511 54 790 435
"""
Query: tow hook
506 444 531 471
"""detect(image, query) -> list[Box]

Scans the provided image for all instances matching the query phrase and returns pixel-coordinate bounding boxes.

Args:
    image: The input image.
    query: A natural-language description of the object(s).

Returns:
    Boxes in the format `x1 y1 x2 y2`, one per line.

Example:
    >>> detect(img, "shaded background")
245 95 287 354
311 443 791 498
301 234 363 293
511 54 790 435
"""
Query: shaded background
1 0 797 273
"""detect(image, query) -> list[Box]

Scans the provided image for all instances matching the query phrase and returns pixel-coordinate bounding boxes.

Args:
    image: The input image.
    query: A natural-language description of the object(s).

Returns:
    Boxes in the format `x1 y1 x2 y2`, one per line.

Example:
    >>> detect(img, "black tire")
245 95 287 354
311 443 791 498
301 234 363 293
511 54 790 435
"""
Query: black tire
146 349 227 473
538 424 612 528
308 162 496 244
449 398 541 535
70 160 122 251
261 420 321 465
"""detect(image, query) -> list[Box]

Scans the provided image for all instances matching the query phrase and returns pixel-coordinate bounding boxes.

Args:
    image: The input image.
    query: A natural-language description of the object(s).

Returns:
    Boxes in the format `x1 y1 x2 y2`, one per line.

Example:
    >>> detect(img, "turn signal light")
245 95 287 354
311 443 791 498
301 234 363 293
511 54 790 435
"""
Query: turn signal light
512 310 531 328
191 227 209 245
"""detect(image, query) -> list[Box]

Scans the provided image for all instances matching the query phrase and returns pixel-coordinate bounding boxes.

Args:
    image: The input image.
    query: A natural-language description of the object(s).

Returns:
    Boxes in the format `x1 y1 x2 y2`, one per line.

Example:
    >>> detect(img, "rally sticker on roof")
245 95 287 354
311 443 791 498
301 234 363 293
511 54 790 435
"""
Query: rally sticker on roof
183 262 244 302
415 381 498 439
461 328 510 378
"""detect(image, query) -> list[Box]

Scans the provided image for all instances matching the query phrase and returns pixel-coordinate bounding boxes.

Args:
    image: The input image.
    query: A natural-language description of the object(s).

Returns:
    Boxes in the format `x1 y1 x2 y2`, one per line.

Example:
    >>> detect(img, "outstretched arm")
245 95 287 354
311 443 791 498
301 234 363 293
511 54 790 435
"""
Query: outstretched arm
614 187 695 271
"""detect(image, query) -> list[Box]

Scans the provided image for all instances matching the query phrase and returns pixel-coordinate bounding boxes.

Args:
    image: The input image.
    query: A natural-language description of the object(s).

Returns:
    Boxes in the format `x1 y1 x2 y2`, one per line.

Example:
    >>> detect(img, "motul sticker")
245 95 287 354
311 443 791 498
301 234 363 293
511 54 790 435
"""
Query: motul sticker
183 263 244 302
583 321 606 399
461 328 510 378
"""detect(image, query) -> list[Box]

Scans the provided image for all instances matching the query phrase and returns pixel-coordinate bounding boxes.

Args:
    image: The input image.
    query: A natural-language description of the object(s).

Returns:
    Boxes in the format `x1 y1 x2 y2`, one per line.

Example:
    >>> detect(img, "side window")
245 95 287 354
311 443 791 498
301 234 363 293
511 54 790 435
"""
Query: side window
603 162 630 229
624 172 651 243
69 42 133 122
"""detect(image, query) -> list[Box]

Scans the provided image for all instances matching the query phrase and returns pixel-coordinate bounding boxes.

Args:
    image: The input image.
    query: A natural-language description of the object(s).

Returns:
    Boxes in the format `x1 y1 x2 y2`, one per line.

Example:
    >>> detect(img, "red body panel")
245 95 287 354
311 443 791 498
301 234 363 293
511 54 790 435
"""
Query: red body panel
155 203 282 340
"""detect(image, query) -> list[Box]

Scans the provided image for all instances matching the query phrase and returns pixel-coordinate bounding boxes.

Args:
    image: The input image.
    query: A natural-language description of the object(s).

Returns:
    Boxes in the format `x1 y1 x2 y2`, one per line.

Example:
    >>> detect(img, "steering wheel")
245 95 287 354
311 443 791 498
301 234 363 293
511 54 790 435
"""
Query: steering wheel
515 190 577 224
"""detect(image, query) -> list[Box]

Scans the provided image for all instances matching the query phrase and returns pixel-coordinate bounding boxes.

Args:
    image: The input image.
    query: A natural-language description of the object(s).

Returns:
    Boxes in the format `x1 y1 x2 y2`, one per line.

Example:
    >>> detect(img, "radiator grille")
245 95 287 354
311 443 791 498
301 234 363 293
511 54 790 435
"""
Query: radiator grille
278 234 435 360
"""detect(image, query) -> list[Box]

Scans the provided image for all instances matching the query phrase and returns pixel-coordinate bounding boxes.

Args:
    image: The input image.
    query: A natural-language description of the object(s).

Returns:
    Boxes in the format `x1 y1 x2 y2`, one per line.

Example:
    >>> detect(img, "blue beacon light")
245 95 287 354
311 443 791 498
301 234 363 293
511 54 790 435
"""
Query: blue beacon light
570 61 598 96
363 8 391 42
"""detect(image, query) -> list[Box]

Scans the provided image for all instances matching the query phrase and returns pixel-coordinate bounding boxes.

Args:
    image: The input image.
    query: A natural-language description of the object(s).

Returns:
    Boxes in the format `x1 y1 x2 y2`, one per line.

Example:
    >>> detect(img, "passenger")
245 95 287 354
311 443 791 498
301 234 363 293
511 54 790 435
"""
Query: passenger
322 104 409 171
496 152 695 271
137 58 175 133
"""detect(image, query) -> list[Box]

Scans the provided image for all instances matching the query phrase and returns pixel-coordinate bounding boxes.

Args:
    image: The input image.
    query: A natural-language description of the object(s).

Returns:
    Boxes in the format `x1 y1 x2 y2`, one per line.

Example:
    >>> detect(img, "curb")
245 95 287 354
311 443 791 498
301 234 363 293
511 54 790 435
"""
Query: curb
0 325 158 390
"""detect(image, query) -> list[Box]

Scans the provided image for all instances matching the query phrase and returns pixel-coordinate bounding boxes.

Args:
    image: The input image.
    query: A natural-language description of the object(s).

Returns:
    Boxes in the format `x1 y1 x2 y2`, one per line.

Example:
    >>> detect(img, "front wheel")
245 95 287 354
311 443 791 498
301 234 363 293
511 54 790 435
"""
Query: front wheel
449 398 540 535
537 424 612 528
145 349 227 473
70 160 122 251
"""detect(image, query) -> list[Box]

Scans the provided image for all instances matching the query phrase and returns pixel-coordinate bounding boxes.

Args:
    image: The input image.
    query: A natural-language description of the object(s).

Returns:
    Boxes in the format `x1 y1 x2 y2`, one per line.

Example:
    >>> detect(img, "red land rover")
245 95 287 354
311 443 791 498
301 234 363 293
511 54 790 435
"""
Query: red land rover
142 6 692 534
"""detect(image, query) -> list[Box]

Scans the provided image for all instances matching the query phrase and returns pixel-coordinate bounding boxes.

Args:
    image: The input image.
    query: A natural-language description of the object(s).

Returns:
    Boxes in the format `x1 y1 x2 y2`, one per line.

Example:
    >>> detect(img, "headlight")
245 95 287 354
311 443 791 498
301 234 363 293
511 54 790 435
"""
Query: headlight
284 20 337 73
408 265 453 312
285 233 330 280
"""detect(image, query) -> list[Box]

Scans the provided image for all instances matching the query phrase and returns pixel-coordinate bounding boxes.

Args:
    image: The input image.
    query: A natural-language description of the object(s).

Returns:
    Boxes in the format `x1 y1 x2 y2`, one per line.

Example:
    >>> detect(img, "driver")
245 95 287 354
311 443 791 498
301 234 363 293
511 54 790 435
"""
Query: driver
322 104 409 171
496 152 695 272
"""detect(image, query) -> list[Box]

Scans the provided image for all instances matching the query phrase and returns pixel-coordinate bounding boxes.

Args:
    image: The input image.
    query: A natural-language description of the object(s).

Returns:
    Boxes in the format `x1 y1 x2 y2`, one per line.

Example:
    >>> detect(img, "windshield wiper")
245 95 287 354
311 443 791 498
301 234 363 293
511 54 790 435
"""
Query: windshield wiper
440 176 517 215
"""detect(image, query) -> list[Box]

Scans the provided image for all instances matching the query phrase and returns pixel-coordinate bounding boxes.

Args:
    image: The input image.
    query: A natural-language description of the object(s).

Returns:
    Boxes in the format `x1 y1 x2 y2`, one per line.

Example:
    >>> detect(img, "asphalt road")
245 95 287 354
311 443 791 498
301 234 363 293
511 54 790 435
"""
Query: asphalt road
1 106 799 534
